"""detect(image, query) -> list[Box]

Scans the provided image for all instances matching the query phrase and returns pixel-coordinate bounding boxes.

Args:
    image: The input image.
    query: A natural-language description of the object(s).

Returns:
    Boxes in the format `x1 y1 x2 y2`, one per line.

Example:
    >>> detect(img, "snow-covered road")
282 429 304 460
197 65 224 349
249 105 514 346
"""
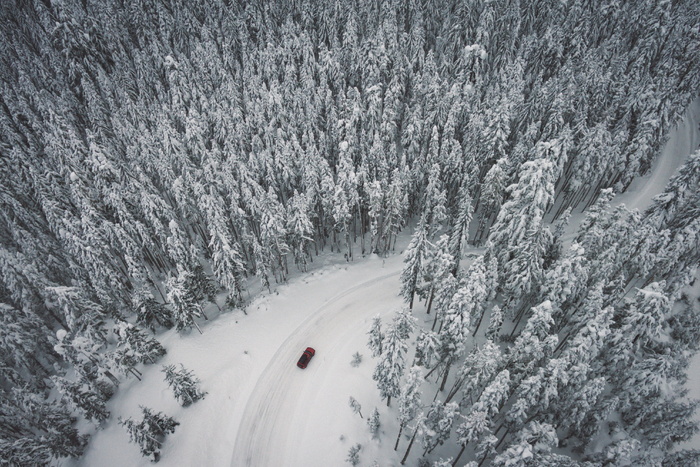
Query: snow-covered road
231 269 403 466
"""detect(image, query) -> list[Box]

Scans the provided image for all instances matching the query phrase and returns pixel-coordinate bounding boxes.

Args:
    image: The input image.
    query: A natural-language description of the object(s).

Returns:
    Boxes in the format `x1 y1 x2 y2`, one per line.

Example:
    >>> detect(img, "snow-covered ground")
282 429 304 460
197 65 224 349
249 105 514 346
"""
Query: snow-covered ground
76 251 412 467
75 99 700 467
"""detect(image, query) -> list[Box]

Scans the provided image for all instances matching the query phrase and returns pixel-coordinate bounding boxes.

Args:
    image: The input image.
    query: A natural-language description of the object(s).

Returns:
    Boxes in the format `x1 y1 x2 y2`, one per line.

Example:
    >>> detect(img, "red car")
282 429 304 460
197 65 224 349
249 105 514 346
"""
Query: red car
297 347 315 369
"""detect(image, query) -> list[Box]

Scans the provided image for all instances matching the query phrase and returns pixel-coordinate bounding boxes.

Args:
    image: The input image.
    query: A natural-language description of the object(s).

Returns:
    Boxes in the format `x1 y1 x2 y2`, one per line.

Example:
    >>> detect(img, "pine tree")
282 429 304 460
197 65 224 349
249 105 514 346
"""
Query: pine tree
400 221 430 309
486 140 561 307
421 401 459 455
367 316 384 358
453 409 492 466
485 306 503 341
346 443 362 466
132 287 174 333
166 268 208 334
50 376 110 424
119 406 179 462
113 322 166 364
368 407 381 438
0 387 88 462
162 364 207 407
373 320 409 407
395 366 423 450
414 330 441 369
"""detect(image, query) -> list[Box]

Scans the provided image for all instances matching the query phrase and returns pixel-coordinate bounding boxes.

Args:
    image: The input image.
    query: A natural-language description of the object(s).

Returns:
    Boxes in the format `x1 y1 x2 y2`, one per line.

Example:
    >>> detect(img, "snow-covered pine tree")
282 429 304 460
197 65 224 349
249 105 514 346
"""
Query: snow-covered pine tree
420 401 459 456
486 140 560 309
162 364 207 407
395 366 423 450
346 443 361 466
132 286 174 333
119 406 179 462
447 179 474 271
368 407 381 438
475 156 509 244
50 375 110 424
400 220 430 309
166 268 208 334
0 387 89 463
446 340 502 406
393 307 417 340
492 422 564 466
367 315 384 358
485 305 503 341
0 303 55 390
453 409 492 466
414 329 441 369
372 319 409 407
419 235 457 315
113 322 166 364
286 190 314 271
422 160 448 238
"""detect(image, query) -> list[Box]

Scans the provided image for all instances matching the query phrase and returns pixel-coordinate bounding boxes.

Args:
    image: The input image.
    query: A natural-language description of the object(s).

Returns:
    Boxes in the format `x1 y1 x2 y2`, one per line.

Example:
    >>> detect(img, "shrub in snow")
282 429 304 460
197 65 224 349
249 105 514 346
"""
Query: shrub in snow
351 352 363 367
368 408 381 438
162 364 207 406
119 406 179 462
349 396 363 418
346 443 362 466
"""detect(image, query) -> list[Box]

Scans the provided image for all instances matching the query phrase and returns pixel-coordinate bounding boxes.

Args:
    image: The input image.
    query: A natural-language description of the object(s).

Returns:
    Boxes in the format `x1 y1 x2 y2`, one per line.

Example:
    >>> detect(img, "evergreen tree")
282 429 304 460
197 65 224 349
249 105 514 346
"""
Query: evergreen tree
368 407 381 439
414 330 441 369
400 221 430 309
367 315 384 358
132 287 174 333
113 322 166 364
0 387 88 462
395 366 423 450
486 140 561 307
119 406 179 462
162 364 207 407
373 319 409 407
421 401 459 456
346 443 362 466
50 376 110 424
166 268 208 334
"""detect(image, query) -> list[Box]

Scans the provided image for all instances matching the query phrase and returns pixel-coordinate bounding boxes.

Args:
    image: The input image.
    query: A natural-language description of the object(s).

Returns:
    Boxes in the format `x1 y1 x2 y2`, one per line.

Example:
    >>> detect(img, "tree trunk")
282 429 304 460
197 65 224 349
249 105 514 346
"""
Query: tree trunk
439 362 451 392
394 422 404 451
426 288 435 314
472 307 486 337
451 444 466 466
400 426 419 465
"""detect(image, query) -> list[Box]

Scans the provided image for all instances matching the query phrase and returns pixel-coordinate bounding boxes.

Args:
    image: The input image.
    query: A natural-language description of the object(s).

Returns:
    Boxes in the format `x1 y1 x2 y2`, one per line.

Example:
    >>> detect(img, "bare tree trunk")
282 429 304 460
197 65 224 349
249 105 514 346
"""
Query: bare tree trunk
394 422 404 451
452 444 466 466
400 426 419 465
439 362 451 392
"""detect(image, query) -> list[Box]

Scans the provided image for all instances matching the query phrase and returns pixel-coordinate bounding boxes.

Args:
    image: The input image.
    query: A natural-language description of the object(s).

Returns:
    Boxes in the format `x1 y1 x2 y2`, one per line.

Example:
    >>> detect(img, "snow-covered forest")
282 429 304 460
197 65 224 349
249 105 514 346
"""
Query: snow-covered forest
1 0 699 465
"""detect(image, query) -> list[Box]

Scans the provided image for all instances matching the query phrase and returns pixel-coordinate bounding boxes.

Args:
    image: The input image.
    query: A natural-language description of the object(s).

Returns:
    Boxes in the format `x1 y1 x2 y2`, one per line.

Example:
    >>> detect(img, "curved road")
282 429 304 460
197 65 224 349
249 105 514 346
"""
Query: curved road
231 271 401 467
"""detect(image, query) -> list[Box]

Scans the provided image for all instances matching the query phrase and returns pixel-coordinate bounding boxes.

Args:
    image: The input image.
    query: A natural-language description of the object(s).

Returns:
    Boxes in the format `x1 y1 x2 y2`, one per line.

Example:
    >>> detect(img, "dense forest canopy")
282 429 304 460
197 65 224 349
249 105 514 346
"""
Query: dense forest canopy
0 0 699 464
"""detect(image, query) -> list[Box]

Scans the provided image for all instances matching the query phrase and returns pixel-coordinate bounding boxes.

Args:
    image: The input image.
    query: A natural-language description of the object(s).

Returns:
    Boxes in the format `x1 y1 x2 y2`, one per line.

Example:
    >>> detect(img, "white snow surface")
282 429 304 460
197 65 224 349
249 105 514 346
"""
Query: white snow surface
74 99 700 467
76 253 409 467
